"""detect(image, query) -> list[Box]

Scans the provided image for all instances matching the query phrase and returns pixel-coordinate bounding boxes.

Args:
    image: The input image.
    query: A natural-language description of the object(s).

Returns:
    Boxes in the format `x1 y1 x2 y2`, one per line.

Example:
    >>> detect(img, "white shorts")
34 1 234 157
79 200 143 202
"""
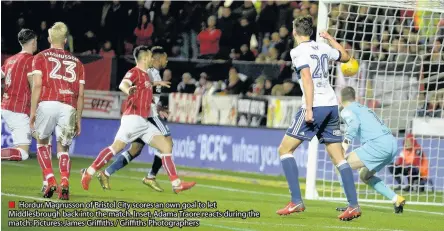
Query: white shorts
1 109 32 146
115 115 162 144
35 101 77 146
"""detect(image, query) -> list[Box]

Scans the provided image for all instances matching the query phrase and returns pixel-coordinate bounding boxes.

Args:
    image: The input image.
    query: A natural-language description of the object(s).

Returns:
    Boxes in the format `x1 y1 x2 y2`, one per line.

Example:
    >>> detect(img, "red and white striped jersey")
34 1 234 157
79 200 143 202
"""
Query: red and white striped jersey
31 48 85 108
121 67 152 118
1 52 33 114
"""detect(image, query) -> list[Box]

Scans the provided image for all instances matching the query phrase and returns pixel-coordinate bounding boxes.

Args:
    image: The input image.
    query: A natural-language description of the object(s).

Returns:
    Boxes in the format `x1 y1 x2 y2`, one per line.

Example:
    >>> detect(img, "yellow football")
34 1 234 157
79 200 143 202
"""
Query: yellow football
341 58 359 77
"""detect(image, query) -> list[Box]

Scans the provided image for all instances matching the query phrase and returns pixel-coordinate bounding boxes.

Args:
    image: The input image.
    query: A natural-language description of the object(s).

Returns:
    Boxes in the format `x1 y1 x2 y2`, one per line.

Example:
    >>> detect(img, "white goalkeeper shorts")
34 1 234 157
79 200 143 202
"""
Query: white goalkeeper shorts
1 109 32 146
35 101 77 146
114 115 162 144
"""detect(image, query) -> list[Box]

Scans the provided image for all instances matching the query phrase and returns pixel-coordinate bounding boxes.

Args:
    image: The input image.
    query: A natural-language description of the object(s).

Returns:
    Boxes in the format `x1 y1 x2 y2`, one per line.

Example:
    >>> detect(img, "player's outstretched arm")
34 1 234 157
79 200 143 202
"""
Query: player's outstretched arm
340 109 360 151
153 81 171 88
300 68 314 122
319 31 350 63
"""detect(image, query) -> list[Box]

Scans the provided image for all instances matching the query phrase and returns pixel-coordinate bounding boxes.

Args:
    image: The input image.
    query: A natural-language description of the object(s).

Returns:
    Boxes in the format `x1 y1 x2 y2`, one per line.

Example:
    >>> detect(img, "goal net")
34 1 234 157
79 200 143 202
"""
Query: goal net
307 0 444 205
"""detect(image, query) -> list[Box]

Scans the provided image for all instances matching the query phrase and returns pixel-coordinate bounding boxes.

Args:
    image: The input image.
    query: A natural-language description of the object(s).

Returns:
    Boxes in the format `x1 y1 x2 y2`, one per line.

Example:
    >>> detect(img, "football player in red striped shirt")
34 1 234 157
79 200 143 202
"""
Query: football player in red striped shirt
81 46 196 193
1 29 37 161
29 22 85 200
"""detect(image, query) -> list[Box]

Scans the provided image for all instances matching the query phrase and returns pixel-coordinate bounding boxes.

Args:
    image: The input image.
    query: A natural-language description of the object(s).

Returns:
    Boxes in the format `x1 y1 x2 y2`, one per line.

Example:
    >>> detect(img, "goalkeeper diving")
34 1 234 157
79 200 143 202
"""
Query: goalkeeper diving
338 87 406 213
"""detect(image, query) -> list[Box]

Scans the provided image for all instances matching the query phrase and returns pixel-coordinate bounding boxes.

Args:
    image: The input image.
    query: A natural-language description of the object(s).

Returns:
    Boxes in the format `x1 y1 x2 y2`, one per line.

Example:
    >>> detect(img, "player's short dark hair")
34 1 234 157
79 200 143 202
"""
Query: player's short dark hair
151 46 166 57
18 29 36 45
133 45 150 61
293 15 314 37
341 86 356 102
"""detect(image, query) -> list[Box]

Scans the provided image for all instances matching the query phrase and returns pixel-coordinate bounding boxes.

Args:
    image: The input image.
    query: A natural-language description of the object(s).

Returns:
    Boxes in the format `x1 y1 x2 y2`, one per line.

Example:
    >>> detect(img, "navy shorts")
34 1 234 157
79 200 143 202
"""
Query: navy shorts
286 106 342 144
135 116 171 145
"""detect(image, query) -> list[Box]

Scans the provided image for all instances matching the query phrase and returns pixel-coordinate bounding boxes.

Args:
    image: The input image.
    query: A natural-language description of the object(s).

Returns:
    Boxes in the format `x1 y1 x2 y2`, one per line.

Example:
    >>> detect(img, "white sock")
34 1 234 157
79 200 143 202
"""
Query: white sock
172 179 181 187
43 180 48 186
87 167 96 175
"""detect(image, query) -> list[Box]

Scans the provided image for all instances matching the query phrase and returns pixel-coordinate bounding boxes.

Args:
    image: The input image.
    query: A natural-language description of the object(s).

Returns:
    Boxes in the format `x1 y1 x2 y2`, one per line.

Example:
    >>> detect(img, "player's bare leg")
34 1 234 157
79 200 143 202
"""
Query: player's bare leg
149 135 195 193
1 144 30 161
35 137 57 198
276 135 306 215
57 141 71 200
325 143 361 221
81 140 125 190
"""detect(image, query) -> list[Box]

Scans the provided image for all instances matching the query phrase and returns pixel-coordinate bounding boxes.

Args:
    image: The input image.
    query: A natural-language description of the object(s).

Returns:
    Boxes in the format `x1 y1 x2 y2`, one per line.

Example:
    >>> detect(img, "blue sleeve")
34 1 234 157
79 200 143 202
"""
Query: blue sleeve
341 108 360 141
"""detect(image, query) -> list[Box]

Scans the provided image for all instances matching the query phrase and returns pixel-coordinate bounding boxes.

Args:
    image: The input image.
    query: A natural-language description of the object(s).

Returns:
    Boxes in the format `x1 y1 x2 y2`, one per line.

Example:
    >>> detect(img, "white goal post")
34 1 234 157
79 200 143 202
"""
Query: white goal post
306 0 444 205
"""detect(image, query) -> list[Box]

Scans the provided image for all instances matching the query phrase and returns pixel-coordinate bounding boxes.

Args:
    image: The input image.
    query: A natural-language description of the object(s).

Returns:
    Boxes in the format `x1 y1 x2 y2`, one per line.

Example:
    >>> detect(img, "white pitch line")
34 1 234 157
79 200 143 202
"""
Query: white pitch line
2 161 443 216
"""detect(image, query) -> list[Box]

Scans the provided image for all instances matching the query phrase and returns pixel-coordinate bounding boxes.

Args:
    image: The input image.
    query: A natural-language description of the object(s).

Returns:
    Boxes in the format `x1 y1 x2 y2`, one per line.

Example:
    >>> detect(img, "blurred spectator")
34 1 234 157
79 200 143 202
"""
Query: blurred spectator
37 21 49 52
232 1 257 25
153 3 177 55
77 30 98 55
100 1 127 55
225 67 246 95
247 75 273 96
238 44 255 61
264 77 273 95
271 84 284 96
134 14 154 46
389 134 431 192
197 16 222 58
123 36 134 55
217 7 236 59
179 1 204 59
195 72 217 95
162 69 174 94
255 53 267 63
416 92 443 118
278 26 292 54
205 0 221 18
99 40 116 58
258 1 278 37
275 1 292 30
261 37 271 54
283 79 302 96
177 72 196 93
234 18 255 51
266 47 279 63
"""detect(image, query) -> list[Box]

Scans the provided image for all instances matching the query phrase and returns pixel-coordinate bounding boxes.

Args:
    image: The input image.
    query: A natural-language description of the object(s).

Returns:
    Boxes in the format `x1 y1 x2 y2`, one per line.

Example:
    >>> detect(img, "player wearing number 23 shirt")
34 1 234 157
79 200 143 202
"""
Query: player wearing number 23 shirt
29 22 85 200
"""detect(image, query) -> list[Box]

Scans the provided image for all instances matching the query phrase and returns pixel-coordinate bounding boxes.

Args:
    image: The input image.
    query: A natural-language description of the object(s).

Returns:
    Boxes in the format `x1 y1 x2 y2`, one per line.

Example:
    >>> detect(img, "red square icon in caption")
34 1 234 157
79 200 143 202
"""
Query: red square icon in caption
8 201 16 209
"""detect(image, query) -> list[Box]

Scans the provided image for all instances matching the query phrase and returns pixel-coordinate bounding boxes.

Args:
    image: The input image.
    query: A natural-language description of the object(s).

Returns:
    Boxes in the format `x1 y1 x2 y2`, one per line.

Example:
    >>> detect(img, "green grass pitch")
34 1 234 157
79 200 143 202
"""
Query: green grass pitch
2 157 443 231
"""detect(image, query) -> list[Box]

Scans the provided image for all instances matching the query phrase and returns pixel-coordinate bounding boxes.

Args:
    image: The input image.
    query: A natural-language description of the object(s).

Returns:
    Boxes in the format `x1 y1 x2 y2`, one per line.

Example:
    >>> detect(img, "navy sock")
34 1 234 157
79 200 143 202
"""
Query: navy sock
280 154 303 204
105 151 134 176
148 154 163 177
337 161 358 207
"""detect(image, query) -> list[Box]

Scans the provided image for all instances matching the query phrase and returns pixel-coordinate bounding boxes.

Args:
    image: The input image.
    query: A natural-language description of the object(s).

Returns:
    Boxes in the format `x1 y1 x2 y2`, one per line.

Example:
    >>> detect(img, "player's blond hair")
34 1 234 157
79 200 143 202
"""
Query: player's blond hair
48 22 68 44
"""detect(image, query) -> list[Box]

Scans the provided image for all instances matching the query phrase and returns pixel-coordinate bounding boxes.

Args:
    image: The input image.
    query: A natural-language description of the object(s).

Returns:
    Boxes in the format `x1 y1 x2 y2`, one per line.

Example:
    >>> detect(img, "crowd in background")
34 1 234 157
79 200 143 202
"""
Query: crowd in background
1 1 443 115
1 0 317 63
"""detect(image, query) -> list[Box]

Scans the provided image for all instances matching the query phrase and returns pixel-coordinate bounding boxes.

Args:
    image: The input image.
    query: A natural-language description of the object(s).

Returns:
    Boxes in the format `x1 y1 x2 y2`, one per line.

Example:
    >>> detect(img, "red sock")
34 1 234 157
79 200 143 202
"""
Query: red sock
1 148 23 161
90 147 115 172
161 154 178 181
37 145 54 181
58 152 71 182
48 144 52 159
